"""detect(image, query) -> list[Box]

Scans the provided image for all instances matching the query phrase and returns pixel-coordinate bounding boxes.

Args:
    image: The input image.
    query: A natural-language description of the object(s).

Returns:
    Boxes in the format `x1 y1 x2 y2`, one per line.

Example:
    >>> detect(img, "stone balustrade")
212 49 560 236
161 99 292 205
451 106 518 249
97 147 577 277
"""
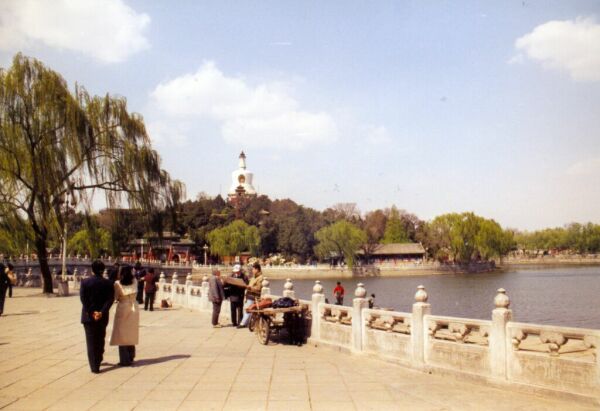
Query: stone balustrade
152 275 600 400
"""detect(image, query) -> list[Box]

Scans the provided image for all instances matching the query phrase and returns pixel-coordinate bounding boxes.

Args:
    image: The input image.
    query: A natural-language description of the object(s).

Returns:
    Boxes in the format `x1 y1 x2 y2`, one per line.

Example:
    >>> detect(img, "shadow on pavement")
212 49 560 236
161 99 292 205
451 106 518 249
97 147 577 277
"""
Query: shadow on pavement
133 354 191 366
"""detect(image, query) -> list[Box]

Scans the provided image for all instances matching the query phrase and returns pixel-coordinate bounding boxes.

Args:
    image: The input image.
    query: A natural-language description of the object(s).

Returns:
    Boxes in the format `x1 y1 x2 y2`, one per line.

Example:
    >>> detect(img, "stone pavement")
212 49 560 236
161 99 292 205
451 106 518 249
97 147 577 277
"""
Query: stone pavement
0 288 596 411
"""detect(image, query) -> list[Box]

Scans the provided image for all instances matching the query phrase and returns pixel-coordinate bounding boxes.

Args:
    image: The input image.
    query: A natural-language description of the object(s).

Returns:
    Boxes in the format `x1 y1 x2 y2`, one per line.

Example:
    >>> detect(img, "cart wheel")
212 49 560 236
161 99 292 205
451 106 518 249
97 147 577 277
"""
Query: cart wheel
248 313 257 332
256 316 270 345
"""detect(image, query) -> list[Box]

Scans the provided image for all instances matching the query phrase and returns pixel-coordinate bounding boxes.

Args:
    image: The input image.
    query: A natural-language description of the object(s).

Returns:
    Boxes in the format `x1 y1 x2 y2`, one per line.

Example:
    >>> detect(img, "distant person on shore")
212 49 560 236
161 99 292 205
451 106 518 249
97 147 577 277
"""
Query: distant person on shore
333 282 345 305
143 268 158 311
110 265 139 366
0 263 9 316
80 260 114 373
227 264 248 327
133 261 145 304
368 293 376 309
239 262 264 328
208 269 225 328
6 263 16 298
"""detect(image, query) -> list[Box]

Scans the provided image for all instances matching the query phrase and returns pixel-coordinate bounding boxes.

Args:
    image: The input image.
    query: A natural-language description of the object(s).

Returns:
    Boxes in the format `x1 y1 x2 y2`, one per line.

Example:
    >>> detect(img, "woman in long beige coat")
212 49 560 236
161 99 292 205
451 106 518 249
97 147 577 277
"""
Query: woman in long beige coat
110 265 139 366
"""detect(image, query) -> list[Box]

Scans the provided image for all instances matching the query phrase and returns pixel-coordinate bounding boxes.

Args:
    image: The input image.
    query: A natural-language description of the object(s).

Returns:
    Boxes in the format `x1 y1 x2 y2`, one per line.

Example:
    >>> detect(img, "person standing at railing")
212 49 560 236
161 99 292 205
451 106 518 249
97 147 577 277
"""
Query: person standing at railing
239 262 263 328
5 263 16 298
143 268 158 311
226 264 249 328
208 269 225 328
133 261 146 304
333 282 345 305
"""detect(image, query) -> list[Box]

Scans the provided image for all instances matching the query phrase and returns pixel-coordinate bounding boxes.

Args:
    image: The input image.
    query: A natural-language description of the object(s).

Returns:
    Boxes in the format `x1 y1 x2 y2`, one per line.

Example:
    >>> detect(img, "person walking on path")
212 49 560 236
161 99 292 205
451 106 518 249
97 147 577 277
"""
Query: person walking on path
110 265 139 366
0 263 9 316
134 261 145 304
333 282 345 305
5 263 16 298
227 264 248 327
239 262 264 328
80 260 114 373
208 269 225 328
143 268 158 311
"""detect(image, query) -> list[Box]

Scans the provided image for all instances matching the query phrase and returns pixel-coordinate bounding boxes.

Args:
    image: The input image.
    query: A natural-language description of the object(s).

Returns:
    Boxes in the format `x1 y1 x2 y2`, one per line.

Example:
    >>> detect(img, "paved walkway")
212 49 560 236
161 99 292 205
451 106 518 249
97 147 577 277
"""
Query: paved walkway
0 288 596 411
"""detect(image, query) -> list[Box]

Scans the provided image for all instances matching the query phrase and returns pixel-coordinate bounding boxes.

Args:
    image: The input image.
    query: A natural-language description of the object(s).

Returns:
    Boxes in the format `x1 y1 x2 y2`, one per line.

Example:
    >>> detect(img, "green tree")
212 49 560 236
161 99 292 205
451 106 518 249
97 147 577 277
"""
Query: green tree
382 206 409 243
68 227 111 258
314 220 367 268
0 54 182 293
207 220 260 259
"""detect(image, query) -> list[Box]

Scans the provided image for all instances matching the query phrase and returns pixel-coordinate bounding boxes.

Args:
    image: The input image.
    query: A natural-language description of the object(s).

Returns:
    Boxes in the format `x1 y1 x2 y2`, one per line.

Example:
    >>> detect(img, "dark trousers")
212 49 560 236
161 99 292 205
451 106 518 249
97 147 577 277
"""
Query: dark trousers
211 301 222 325
136 284 144 304
230 300 243 326
144 292 156 311
118 345 136 366
83 321 107 372
0 286 6 314
7 283 12 298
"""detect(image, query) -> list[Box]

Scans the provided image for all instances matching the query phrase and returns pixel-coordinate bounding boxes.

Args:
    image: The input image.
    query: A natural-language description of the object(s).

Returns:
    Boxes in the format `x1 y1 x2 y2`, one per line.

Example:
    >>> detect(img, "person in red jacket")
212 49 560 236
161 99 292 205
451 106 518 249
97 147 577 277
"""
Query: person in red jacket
333 282 345 305
143 268 158 311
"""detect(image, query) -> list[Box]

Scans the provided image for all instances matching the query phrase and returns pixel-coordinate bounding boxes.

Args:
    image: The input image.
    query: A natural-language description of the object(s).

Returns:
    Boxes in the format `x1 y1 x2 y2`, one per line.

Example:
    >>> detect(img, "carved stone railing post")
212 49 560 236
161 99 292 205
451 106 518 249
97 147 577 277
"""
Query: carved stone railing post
352 283 368 352
491 288 512 379
171 272 179 302
185 273 193 307
158 272 165 301
200 275 210 311
283 278 295 299
411 285 431 367
261 277 271 297
311 280 325 340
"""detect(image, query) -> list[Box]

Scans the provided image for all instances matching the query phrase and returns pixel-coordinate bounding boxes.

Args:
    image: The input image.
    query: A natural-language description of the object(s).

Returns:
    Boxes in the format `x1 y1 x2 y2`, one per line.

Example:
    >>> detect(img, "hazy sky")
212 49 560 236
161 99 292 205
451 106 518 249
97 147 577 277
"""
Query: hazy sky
1 0 599 230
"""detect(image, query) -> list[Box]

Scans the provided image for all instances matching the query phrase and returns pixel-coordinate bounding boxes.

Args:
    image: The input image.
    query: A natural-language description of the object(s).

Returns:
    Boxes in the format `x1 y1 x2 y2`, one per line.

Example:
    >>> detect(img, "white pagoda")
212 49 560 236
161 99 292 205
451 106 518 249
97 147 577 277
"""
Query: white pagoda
228 151 257 202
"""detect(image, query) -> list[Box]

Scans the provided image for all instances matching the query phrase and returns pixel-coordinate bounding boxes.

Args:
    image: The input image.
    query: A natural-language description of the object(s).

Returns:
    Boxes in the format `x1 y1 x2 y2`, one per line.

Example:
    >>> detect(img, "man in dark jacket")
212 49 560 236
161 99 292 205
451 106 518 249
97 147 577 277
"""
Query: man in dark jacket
227 264 249 327
144 268 158 311
134 261 145 304
208 269 225 328
80 260 114 373
0 263 9 316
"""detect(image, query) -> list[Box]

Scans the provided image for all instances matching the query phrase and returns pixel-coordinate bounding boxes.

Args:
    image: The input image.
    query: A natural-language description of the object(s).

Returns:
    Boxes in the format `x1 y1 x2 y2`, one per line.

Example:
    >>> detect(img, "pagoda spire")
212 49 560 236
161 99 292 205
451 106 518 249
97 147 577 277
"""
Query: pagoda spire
239 150 246 169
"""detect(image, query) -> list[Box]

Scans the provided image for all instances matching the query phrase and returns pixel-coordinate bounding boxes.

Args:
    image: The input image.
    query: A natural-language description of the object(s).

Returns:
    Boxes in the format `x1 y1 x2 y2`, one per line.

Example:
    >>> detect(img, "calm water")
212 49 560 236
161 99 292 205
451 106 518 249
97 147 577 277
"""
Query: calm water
269 266 600 329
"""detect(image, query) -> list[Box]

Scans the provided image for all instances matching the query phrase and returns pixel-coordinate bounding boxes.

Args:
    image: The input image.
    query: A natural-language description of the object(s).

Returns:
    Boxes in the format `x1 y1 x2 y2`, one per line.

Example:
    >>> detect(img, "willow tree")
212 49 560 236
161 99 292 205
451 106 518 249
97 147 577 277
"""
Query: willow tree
0 54 183 293
314 220 366 268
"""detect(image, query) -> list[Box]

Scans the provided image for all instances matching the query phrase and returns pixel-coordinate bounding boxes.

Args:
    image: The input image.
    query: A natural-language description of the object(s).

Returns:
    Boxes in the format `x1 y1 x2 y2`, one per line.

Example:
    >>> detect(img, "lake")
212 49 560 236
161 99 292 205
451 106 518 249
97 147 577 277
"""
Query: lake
268 266 600 329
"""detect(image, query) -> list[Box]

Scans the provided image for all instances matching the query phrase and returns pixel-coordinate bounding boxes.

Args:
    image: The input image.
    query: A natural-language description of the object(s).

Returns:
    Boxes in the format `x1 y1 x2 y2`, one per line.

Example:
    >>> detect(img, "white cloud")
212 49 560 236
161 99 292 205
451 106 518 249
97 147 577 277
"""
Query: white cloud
364 125 392 145
147 121 189 148
150 62 338 150
514 17 600 82
567 157 600 176
0 0 150 63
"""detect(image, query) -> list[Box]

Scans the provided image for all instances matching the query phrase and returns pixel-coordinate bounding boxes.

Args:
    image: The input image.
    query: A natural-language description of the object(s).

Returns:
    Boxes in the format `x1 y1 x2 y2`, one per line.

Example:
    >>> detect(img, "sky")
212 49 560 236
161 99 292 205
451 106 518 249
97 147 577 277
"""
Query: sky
1 0 599 231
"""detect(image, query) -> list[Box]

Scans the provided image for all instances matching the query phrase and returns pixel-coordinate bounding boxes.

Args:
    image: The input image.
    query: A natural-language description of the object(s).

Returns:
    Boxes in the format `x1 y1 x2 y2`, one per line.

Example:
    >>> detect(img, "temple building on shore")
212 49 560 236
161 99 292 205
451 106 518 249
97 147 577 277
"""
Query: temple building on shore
123 232 195 263
228 151 257 204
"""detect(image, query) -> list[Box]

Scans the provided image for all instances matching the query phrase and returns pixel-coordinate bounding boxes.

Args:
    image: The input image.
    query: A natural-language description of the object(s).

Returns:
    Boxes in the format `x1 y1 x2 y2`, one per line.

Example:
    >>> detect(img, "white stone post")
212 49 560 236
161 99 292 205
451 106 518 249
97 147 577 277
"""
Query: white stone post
158 272 166 301
261 277 271 297
311 280 325 340
185 273 193 308
490 288 512 380
200 275 210 311
352 283 368 352
283 278 295 299
171 272 179 302
411 285 431 367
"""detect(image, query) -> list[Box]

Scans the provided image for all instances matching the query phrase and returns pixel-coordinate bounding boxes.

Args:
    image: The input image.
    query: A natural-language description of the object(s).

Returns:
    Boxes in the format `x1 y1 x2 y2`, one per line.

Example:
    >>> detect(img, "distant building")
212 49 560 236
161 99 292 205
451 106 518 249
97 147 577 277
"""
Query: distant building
358 243 426 264
228 151 257 205
123 232 195 263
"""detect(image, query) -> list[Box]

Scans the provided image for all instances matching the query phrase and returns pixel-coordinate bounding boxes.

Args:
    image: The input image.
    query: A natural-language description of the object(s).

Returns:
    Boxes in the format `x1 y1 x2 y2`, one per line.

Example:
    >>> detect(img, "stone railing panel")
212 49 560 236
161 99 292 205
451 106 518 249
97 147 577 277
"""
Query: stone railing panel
318 303 353 347
506 322 600 397
362 308 412 364
424 315 492 377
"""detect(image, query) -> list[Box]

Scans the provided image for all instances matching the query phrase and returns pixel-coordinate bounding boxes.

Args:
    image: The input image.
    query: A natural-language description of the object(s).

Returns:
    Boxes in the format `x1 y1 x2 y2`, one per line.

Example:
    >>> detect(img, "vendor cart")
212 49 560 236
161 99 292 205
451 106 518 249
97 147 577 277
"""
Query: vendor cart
247 303 308 345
